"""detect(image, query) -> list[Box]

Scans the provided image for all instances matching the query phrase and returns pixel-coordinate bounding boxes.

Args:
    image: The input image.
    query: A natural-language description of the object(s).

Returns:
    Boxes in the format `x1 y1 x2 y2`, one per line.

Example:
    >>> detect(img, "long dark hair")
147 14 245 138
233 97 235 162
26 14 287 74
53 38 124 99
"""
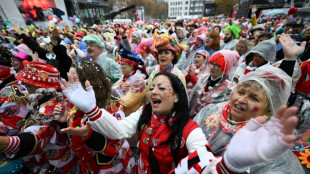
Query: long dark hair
137 72 190 160
72 61 112 108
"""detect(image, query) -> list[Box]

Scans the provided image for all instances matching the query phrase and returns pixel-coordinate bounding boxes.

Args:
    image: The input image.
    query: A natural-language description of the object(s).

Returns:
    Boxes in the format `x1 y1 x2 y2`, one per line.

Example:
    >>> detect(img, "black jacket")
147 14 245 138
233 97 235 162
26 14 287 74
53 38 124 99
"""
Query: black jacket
20 34 72 80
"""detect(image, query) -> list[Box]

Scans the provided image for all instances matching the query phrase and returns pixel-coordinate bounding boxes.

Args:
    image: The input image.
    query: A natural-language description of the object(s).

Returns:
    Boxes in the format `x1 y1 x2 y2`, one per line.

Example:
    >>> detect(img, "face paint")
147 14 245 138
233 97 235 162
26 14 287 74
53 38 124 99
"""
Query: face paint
150 75 177 115
249 105 259 112
163 95 169 100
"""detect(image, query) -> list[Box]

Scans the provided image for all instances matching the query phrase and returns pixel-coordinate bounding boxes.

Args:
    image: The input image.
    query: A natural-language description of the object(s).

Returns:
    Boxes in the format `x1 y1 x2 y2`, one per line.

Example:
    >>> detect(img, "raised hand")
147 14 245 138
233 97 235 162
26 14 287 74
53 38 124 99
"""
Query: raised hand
251 5 257 14
120 82 130 92
61 123 91 137
224 105 299 173
54 101 69 123
61 73 96 113
12 24 23 35
188 65 195 76
31 51 39 62
279 33 306 60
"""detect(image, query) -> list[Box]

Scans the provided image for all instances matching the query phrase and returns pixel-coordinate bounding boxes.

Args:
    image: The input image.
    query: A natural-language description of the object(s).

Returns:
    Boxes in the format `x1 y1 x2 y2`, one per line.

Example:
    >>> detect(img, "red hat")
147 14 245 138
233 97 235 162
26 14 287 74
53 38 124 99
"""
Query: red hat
74 32 85 39
138 41 151 53
209 53 228 74
288 7 298 16
15 61 61 89
114 23 120 28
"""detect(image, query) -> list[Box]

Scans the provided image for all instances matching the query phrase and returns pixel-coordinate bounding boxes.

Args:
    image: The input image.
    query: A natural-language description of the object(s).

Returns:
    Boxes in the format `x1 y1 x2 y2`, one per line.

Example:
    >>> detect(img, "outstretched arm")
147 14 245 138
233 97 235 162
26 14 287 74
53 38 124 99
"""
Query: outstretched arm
172 105 299 174
61 73 141 139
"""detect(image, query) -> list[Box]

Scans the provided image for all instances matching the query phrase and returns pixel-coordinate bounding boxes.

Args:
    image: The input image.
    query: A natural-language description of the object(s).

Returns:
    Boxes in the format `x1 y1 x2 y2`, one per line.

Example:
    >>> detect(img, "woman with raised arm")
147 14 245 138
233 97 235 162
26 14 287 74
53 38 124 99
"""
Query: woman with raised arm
61 70 299 174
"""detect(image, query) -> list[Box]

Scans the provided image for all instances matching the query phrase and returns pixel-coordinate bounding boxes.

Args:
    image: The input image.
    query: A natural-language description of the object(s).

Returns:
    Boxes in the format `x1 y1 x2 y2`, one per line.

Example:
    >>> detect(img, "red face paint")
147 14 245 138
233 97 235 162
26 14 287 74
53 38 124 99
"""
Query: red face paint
249 105 259 112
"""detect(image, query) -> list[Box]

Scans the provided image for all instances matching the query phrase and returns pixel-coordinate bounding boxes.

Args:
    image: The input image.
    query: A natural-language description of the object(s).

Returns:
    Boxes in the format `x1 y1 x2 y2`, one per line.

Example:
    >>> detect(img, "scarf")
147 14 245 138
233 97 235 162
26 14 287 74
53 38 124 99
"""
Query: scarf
220 104 247 136
204 76 223 92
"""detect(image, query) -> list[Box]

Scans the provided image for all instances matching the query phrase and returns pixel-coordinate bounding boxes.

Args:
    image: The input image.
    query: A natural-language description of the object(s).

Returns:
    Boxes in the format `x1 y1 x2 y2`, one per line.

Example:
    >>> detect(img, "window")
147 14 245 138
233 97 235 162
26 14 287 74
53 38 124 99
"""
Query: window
185 1 188 4
185 12 187 15
185 7 188 10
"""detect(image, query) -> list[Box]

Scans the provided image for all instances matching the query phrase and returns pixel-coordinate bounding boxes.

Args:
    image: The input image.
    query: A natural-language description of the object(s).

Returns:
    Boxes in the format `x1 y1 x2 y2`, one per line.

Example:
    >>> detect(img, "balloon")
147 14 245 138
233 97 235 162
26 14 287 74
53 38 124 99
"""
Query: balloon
71 17 75 22
48 16 53 20
53 18 57 23
73 15 77 19
75 18 80 23
68 17 72 21
29 19 34 23
57 18 61 23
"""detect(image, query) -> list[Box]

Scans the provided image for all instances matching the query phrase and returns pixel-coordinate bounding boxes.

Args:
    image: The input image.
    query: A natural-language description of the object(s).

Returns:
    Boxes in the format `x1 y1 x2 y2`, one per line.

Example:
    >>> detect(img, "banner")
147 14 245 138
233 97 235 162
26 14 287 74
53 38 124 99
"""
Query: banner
203 3 217 17
235 0 251 19
231 5 238 19
135 6 144 21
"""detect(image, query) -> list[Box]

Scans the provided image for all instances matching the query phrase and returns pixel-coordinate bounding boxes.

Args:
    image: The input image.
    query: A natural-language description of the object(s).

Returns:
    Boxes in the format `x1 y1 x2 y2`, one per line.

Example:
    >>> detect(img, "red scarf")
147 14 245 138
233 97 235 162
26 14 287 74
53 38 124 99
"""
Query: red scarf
244 65 257 75
220 104 247 135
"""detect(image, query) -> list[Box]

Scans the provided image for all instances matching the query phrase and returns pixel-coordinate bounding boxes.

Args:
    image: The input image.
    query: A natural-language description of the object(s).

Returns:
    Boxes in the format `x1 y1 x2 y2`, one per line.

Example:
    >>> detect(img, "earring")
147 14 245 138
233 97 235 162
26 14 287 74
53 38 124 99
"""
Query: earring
174 99 178 103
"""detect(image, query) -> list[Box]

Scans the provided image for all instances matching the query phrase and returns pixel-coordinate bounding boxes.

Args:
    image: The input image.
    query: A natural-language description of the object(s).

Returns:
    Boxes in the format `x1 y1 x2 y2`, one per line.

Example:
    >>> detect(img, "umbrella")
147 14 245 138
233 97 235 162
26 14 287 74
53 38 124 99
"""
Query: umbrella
267 9 286 16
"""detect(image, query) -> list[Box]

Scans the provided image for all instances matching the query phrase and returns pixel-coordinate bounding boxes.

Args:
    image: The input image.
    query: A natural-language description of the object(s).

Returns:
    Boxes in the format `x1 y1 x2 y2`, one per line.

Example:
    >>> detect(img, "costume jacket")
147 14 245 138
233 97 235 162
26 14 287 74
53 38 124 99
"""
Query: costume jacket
138 113 199 173
67 103 136 174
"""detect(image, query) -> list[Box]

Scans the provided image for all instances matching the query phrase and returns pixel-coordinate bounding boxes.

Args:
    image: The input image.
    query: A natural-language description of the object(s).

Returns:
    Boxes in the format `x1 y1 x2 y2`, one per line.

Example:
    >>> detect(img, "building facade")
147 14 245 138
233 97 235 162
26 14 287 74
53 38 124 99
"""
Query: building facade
168 0 190 18
168 0 214 18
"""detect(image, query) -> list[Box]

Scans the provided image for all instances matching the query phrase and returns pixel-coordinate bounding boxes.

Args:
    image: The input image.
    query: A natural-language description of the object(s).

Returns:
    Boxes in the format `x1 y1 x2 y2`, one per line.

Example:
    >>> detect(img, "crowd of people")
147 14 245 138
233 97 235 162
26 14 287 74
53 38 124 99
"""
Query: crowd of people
0 5 310 174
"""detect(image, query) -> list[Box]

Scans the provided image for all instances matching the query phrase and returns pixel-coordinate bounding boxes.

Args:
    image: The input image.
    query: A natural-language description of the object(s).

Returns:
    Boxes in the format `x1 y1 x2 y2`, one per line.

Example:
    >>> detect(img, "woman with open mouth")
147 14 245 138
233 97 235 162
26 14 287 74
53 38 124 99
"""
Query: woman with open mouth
193 66 304 174
112 44 147 117
147 34 187 89
61 68 299 174
184 50 210 99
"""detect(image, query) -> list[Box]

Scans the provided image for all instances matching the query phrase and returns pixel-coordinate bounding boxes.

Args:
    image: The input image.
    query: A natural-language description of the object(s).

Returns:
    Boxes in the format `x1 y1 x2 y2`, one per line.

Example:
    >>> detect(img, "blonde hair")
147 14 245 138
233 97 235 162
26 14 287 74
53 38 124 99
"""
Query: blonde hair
236 80 272 117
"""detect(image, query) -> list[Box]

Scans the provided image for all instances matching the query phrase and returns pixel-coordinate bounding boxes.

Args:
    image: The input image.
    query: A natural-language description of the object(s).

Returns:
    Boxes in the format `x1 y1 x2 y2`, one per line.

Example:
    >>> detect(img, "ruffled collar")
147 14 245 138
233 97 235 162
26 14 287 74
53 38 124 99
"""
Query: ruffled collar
122 69 136 82
159 64 174 73
152 112 175 125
